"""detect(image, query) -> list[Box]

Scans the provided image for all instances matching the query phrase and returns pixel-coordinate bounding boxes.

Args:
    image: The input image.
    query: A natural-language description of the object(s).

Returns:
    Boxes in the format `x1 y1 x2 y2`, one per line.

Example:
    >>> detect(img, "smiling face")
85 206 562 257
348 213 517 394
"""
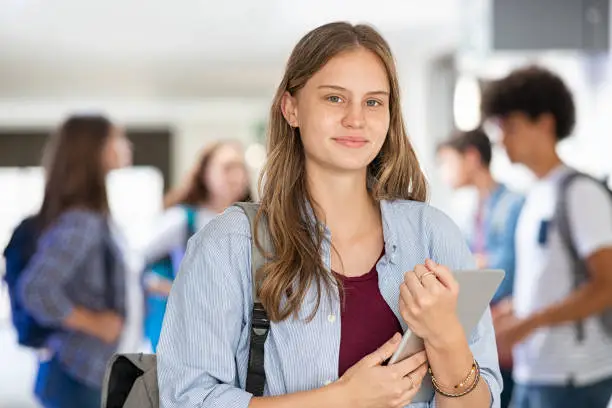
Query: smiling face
281 47 391 176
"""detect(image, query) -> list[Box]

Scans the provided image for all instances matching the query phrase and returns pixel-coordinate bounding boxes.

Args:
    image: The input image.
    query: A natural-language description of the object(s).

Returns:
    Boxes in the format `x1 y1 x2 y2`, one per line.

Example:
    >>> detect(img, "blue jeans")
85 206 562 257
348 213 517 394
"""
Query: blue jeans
513 377 612 408
35 357 101 408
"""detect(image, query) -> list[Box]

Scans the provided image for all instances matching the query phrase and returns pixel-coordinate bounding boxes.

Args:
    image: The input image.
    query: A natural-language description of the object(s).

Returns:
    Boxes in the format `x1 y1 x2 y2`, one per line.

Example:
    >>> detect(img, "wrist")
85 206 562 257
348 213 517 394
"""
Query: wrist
427 344 474 390
328 380 355 408
425 320 474 388
525 313 545 332
65 307 98 336
424 318 465 352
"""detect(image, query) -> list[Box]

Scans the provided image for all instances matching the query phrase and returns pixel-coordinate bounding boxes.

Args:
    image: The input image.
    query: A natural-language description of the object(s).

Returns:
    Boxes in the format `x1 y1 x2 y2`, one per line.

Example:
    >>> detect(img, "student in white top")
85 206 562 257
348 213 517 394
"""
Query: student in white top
144 140 252 288
140 140 252 350
482 65 612 408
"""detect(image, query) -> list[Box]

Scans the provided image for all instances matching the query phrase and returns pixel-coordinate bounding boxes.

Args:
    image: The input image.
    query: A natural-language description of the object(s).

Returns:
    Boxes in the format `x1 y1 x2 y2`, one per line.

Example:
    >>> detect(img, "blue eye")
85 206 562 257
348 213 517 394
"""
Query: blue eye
327 95 343 103
366 99 381 107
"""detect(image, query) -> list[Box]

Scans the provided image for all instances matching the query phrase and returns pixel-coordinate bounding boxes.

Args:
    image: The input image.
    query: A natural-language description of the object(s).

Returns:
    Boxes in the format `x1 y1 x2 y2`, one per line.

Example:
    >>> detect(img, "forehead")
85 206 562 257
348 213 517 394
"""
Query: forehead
437 147 464 160
210 144 243 165
306 48 390 94
500 112 534 128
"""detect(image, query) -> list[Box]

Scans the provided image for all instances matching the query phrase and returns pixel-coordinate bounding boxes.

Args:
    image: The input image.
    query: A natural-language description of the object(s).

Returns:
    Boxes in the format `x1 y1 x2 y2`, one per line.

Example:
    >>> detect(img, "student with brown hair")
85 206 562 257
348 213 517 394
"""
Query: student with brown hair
437 128 524 408
17 114 132 407
158 22 502 408
141 140 251 350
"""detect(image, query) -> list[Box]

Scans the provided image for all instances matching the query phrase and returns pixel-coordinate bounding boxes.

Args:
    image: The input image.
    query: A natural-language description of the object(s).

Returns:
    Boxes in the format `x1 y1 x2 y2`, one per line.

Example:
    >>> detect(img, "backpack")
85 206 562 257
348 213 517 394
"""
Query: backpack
143 206 197 351
101 202 271 408
3 215 117 348
2 215 55 348
555 171 612 340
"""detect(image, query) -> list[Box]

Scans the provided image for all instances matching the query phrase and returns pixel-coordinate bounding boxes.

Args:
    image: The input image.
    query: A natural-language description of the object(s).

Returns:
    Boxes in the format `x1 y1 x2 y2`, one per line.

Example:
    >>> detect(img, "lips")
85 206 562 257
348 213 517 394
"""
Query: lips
333 136 369 148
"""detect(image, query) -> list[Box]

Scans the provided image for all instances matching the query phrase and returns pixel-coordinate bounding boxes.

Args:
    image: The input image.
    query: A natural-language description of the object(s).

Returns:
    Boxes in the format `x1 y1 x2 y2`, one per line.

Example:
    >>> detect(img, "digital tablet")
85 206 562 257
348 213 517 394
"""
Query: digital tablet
388 269 505 403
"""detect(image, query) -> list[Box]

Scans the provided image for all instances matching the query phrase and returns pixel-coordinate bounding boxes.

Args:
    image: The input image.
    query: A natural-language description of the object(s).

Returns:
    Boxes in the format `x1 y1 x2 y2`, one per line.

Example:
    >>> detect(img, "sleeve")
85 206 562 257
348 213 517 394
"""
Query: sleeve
157 211 253 408
428 209 503 408
566 179 612 258
487 196 524 303
139 207 188 264
18 212 103 326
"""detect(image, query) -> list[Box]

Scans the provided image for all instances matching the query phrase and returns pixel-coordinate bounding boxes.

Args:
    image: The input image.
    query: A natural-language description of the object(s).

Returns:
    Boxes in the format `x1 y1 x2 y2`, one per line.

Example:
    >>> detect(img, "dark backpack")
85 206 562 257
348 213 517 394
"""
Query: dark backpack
555 171 612 340
3 214 117 348
2 215 55 348
101 202 271 408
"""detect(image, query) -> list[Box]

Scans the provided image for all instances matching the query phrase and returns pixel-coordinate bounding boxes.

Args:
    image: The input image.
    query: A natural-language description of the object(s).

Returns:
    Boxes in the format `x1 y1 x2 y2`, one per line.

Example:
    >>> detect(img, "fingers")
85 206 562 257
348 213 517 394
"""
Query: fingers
363 332 402 367
425 259 458 292
404 270 427 298
401 361 428 390
399 279 415 308
395 362 430 405
391 350 427 377
414 264 442 291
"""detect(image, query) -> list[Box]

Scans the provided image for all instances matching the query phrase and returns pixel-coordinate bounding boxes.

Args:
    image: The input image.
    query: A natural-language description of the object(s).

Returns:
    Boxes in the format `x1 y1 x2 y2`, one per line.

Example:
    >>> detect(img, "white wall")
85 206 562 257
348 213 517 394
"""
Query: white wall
0 98 270 186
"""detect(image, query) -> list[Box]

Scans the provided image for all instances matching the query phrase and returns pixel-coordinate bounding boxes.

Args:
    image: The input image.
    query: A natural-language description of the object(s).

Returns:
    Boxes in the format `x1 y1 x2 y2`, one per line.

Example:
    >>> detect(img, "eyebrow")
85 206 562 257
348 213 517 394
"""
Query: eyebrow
318 85 390 96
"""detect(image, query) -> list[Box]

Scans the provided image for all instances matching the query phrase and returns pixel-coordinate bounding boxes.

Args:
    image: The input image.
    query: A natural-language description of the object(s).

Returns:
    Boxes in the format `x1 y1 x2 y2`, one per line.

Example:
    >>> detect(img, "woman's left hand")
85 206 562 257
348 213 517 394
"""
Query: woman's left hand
399 259 464 349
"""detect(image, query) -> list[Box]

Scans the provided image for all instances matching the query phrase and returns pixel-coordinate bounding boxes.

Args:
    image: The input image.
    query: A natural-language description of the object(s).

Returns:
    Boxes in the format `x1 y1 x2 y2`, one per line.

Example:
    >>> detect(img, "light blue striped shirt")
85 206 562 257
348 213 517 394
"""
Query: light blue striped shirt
157 200 502 408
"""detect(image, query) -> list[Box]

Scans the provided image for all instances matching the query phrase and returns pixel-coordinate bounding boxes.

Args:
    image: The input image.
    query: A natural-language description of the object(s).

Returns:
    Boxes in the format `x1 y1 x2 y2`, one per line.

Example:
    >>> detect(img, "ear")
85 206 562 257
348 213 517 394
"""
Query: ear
281 91 299 128
536 113 556 138
464 147 482 166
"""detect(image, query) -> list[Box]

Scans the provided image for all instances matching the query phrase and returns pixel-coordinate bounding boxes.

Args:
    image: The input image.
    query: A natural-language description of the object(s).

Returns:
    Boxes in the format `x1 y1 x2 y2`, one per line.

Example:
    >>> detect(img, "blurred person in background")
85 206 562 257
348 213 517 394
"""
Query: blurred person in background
482 65 612 408
158 22 502 408
15 115 132 408
437 127 524 408
141 140 251 351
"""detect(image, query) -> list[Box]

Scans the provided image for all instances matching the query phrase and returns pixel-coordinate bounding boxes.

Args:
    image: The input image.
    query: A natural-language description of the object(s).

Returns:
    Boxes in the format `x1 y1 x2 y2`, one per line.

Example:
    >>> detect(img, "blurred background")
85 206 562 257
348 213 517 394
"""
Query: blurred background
1 0 611 406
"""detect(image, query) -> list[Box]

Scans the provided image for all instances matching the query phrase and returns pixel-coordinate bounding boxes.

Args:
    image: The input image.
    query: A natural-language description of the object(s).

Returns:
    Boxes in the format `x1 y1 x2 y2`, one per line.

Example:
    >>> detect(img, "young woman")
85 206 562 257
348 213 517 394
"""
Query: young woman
140 141 251 350
18 115 132 408
158 22 502 408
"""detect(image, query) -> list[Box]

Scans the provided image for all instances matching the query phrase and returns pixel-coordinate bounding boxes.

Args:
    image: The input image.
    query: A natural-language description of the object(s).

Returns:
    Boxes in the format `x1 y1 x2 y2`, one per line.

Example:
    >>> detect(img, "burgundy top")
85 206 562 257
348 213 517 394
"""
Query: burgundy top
334 252 403 377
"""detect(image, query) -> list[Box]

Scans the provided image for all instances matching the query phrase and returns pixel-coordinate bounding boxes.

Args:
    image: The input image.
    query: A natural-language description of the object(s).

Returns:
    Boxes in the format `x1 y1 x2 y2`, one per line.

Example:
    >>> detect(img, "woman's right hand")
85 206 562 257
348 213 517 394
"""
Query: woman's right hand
64 308 124 344
337 333 429 408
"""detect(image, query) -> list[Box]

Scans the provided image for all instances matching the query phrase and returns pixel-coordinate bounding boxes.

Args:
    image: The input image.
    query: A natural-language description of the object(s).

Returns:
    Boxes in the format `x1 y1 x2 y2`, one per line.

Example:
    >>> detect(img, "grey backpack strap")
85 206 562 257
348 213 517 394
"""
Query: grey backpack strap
555 172 593 342
233 202 272 397
101 353 159 408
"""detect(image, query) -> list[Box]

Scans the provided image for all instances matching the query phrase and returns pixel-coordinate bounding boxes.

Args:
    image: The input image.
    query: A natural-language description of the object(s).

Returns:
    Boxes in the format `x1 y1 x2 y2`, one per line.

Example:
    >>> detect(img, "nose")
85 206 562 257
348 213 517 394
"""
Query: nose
341 101 365 129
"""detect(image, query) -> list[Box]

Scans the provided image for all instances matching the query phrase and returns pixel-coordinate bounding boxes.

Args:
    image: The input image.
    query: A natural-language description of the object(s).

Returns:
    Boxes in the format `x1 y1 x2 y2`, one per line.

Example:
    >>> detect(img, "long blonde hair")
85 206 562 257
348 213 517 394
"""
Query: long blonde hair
257 22 428 322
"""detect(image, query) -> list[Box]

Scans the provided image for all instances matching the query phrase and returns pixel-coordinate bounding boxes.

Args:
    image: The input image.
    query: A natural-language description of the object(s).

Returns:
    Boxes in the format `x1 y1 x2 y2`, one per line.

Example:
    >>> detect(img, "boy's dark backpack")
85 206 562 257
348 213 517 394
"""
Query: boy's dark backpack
555 171 612 340
2 215 56 348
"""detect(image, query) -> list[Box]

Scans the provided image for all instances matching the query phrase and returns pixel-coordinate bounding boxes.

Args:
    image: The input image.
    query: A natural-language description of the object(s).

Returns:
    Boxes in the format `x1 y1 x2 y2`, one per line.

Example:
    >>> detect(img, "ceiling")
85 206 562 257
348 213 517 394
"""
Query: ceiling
0 0 461 98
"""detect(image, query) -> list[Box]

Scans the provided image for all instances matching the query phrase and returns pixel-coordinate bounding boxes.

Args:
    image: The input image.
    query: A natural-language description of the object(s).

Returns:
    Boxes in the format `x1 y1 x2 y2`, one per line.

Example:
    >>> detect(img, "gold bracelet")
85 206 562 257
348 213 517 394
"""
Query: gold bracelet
430 359 481 398
432 364 481 398
428 359 477 390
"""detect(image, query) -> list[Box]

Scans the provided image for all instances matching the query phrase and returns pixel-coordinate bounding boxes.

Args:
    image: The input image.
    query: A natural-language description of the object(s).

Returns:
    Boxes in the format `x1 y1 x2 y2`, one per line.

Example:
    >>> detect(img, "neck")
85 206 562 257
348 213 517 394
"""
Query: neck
472 169 498 199
202 198 231 214
529 149 563 179
306 165 378 240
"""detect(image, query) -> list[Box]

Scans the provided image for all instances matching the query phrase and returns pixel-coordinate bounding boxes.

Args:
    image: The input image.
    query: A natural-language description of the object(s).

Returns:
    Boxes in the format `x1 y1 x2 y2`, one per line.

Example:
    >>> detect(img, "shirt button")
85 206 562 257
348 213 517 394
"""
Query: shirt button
328 314 336 323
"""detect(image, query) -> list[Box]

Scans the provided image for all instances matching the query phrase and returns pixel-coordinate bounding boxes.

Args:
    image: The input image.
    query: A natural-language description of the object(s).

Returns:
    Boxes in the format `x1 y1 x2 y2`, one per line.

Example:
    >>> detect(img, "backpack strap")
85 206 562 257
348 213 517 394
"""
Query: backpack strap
184 206 198 243
102 221 120 313
555 171 601 341
233 202 272 397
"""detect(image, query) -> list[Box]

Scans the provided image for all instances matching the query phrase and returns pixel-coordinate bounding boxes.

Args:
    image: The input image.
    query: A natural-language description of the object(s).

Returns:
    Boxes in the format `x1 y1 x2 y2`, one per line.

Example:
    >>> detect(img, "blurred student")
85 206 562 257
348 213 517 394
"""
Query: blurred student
437 128 524 408
141 140 251 351
482 65 612 408
15 115 132 408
